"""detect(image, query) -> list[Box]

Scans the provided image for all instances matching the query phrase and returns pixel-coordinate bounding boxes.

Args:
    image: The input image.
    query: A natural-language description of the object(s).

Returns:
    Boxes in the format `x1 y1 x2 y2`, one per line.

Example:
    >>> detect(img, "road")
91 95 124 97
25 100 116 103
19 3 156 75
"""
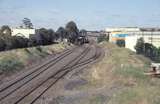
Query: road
0 43 103 104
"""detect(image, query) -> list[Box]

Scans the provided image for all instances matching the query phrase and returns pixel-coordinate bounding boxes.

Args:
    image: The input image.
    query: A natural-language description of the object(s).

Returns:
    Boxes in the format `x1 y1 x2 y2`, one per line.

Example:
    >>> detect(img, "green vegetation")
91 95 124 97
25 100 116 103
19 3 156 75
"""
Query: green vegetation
0 25 58 51
22 18 33 29
0 57 24 73
115 66 148 81
65 21 80 44
0 43 67 74
89 95 106 104
73 42 160 104
99 42 160 104
56 27 67 42
97 34 109 43
135 37 145 54
0 20 86 52
110 86 160 104
135 37 160 62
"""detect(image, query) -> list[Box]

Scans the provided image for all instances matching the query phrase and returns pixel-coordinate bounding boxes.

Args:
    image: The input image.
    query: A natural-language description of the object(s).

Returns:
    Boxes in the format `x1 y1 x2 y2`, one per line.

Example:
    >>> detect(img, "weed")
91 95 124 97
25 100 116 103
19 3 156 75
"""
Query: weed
0 57 24 73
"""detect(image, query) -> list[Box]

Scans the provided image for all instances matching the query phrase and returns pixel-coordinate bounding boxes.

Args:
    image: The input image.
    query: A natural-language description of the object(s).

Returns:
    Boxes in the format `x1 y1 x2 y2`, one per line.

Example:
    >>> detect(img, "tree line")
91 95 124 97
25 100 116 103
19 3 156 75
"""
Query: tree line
135 37 160 62
0 18 87 52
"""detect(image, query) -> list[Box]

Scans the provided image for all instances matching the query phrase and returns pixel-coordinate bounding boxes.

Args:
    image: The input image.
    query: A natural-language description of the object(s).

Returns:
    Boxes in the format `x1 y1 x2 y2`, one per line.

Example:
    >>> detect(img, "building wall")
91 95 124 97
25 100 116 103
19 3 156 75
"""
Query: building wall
109 32 128 43
12 28 35 38
106 27 140 32
106 27 140 43
125 36 137 51
126 33 160 51
105 27 160 52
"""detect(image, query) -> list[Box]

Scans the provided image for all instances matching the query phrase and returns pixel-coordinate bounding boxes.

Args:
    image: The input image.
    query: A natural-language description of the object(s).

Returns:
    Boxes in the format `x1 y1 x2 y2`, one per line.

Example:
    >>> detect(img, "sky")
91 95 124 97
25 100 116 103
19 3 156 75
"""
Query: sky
0 0 160 30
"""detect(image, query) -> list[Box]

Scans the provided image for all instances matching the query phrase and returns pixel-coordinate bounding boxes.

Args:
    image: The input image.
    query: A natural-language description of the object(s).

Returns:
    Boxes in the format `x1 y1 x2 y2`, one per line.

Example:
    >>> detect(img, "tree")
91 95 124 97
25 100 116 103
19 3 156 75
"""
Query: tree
36 28 55 45
157 47 160 62
56 27 67 41
144 43 159 61
135 37 145 54
66 21 79 32
0 25 12 36
22 18 33 29
12 36 29 48
65 21 79 44
0 37 6 51
47 29 55 43
135 38 160 62
35 28 47 45
28 34 38 47
151 46 159 61
0 25 13 50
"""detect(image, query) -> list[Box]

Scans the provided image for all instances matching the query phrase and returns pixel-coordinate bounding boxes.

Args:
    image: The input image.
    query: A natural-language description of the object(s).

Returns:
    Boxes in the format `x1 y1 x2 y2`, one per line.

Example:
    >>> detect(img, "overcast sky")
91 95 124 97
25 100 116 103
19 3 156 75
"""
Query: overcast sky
0 0 160 30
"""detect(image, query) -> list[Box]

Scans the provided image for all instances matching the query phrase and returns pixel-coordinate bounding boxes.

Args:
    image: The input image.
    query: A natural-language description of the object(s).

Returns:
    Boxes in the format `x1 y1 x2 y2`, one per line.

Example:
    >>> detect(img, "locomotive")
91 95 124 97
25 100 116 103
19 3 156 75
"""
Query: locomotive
67 30 89 45
76 35 89 45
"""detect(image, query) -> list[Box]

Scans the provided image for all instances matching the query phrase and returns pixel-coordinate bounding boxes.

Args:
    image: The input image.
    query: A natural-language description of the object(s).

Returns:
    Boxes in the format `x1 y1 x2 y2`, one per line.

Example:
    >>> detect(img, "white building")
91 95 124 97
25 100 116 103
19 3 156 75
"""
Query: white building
126 32 160 51
11 28 35 38
105 27 160 51
105 27 140 32
105 27 140 43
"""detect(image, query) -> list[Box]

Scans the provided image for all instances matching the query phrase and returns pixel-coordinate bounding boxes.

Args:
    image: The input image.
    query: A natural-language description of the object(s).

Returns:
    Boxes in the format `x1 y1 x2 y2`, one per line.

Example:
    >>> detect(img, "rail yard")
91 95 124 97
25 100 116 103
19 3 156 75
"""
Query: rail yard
0 43 104 104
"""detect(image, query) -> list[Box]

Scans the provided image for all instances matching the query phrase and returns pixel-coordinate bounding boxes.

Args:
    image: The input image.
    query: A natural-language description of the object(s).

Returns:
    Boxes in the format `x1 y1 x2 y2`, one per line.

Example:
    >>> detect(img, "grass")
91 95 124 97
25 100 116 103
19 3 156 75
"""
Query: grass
114 66 149 84
0 43 68 74
89 95 106 104
0 56 24 73
100 42 160 104
76 42 160 104
110 85 160 104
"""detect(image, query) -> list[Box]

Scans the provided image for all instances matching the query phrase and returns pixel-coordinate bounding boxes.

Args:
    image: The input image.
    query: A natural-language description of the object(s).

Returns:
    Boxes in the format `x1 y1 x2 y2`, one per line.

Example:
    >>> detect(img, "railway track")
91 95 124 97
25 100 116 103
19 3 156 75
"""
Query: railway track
0 44 103 104
0 47 77 101
0 47 74 92
16 46 91 104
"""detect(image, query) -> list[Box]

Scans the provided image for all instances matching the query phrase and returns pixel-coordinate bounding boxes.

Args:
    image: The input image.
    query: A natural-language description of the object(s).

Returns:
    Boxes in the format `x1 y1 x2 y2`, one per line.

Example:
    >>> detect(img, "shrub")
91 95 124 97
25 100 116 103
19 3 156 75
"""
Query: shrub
12 36 29 49
135 38 145 54
0 38 6 51
36 46 42 52
115 66 148 81
135 38 160 62
97 34 108 43
4 37 13 50
0 57 24 73
0 26 58 51
28 34 38 47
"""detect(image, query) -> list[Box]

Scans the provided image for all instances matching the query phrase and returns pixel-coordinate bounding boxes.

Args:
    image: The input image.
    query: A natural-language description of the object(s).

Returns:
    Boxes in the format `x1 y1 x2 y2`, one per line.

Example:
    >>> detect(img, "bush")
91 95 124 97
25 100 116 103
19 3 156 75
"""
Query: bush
12 36 29 48
3 37 13 50
36 46 42 52
97 34 108 43
0 57 24 73
0 25 58 51
0 21 81 51
28 34 38 47
0 38 6 51
135 38 145 54
135 38 160 62
115 66 148 81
